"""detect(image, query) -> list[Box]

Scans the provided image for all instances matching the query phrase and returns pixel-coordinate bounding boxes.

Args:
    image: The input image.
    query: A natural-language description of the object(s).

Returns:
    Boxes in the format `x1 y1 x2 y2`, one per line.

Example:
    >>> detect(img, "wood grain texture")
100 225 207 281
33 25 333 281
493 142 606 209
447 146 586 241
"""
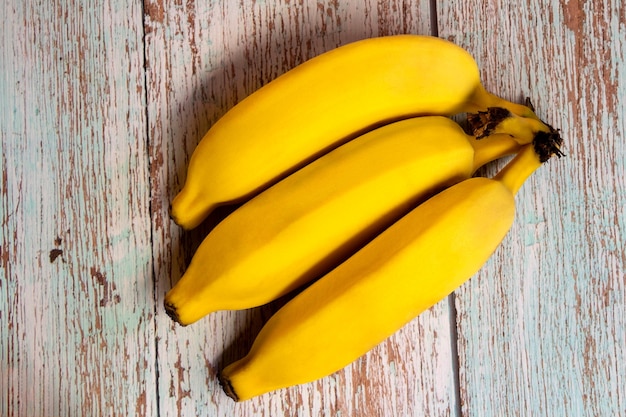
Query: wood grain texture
0 0 155 416
437 1 626 416
2 0 625 415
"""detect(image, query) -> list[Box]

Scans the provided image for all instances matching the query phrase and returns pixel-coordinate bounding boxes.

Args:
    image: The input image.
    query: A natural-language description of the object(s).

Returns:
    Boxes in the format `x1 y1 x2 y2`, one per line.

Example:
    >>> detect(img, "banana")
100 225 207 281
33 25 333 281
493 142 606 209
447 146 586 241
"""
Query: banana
170 34 549 229
165 116 527 326
218 132 563 402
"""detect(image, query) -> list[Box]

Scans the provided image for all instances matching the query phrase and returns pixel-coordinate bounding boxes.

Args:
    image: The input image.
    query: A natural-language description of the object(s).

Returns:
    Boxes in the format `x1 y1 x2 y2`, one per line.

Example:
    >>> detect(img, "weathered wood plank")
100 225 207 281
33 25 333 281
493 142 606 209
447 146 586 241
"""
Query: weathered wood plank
146 0 462 415
5 0 622 415
438 1 626 415
0 0 155 415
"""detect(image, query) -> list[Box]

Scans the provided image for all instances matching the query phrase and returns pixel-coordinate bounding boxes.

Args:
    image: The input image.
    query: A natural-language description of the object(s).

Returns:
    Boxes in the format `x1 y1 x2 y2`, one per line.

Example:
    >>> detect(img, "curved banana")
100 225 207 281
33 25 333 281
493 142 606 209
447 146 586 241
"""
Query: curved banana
164 116 528 325
218 133 563 401
170 34 548 229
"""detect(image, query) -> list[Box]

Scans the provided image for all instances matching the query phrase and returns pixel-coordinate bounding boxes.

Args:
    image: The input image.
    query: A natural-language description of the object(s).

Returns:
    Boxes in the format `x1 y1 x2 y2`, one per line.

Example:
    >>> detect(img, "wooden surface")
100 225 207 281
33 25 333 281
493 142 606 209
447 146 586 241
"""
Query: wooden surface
1 0 624 416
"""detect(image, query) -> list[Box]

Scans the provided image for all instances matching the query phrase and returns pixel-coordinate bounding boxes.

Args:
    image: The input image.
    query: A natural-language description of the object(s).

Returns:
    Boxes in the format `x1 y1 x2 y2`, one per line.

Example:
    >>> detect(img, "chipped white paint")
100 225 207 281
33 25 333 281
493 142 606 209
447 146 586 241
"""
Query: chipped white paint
1 0 624 416
438 1 626 416
1 0 155 416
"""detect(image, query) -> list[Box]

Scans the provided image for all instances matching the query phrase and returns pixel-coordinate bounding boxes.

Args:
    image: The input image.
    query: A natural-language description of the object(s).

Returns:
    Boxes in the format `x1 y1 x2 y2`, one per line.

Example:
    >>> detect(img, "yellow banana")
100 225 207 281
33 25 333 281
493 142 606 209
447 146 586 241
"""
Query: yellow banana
165 116 526 326
170 34 549 229
218 133 563 402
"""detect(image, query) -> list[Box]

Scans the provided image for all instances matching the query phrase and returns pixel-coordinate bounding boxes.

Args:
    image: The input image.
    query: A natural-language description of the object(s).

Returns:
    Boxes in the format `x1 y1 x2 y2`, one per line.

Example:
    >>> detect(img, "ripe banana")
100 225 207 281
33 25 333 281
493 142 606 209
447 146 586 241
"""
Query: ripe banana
170 34 550 229
218 133 563 401
165 116 528 326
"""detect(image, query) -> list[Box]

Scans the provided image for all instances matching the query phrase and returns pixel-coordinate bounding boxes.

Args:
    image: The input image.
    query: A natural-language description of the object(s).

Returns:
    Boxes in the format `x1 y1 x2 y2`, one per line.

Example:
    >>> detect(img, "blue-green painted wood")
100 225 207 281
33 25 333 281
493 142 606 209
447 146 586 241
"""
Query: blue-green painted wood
438 1 626 416
1 0 155 415
3 0 625 415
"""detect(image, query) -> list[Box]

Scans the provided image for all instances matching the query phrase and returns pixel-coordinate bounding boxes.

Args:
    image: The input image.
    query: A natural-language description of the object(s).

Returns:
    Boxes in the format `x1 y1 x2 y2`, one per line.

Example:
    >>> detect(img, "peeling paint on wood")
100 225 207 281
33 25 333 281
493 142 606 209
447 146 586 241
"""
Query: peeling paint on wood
1 0 625 416
1 0 155 416
438 0 626 416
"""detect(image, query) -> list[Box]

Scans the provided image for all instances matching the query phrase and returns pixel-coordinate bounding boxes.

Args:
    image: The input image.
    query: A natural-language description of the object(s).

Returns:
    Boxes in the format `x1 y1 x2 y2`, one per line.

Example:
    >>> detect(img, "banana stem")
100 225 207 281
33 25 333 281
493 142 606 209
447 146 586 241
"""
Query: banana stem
493 145 543 195
470 133 521 170
493 113 544 144
468 84 542 121
494 129 565 195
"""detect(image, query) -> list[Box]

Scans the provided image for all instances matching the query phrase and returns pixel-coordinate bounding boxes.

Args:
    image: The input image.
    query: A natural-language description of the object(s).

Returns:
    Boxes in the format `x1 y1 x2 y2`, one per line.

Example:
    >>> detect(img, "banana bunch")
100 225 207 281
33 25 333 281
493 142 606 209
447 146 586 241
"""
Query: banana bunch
164 34 564 401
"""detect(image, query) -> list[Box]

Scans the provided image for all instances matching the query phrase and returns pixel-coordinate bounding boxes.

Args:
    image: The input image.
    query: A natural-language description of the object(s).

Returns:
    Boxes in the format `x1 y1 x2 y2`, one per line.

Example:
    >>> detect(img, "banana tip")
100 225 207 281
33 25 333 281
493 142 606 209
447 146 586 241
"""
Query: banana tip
218 373 240 402
164 300 186 326
168 203 190 229
169 192 218 230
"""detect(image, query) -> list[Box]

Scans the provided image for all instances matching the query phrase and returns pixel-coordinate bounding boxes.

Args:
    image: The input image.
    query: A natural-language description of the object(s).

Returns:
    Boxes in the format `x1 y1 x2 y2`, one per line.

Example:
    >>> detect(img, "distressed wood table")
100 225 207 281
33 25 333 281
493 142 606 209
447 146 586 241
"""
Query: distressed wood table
2 0 625 416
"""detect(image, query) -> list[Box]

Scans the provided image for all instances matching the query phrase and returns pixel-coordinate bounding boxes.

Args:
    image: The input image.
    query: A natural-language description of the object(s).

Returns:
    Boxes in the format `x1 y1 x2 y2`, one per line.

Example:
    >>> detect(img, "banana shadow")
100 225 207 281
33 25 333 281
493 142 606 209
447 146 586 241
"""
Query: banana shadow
216 293 292 370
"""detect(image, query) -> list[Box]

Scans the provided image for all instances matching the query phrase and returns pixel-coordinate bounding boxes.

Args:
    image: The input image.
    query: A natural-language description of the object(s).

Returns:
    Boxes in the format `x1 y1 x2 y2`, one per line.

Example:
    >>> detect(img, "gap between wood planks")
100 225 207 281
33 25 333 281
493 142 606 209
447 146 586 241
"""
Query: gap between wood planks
429 1 463 416
138 0 164 415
